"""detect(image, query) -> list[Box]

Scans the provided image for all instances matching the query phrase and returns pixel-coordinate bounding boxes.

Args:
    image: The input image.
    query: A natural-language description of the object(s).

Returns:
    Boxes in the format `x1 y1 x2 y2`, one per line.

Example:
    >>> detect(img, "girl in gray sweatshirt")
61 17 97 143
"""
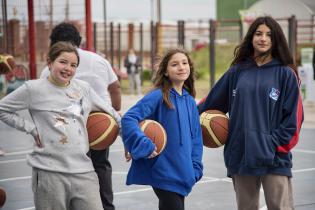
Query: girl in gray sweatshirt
0 42 121 210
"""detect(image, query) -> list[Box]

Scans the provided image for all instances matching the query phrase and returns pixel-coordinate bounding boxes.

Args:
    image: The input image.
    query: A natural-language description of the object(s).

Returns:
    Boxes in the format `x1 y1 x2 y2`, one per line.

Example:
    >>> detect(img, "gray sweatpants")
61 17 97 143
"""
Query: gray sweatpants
32 168 103 210
232 174 294 210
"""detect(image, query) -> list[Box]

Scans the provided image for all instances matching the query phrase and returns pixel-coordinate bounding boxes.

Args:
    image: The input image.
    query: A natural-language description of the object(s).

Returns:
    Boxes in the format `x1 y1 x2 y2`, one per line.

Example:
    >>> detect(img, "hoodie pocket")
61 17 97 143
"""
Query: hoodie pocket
151 154 195 188
245 130 276 168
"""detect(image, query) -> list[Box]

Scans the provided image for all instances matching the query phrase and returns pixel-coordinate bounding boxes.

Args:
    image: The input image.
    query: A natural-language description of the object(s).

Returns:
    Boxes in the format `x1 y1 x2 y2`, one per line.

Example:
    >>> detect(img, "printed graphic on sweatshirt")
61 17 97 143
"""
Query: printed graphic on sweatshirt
59 136 69 145
269 88 280 101
54 116 69 127
64 90 84 117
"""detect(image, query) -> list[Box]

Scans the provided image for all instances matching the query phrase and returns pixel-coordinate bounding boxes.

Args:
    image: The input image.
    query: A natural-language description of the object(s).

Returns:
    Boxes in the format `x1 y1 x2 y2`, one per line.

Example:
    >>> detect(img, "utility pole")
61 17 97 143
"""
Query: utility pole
156 0 162 55
49 0 53 30
65 0 69 21
157 0 161 23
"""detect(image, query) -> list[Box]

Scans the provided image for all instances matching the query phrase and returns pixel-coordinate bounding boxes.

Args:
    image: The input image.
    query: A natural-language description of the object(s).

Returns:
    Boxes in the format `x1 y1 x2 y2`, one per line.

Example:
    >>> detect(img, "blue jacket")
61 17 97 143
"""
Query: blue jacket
122 88 203 196
199 58 303 177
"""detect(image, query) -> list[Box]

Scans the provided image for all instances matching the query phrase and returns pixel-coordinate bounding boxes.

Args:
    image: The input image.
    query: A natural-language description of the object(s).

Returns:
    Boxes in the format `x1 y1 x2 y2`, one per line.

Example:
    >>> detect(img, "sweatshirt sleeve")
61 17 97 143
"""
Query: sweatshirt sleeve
0 83 38 136
88 87 121 128
272 72 304 153
198 71 230 114
121 91 159 160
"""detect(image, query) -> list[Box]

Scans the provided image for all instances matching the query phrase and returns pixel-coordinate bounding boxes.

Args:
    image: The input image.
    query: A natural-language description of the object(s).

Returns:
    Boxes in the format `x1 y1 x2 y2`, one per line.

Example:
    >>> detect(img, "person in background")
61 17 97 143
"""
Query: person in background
40 22 121 210
124 48 142 95
0 41 121 209
122 48 203 210
199 16 303 210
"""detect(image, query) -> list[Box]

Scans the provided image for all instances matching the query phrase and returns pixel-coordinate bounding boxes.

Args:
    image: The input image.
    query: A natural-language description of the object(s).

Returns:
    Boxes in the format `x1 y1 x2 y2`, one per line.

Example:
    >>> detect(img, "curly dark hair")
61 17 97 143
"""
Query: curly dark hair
50 22 82 47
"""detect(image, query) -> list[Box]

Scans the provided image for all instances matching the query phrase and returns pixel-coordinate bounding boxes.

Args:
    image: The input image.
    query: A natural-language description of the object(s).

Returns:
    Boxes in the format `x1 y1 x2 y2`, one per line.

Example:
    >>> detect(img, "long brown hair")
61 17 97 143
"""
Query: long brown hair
232 16 299 80
152 48 196 108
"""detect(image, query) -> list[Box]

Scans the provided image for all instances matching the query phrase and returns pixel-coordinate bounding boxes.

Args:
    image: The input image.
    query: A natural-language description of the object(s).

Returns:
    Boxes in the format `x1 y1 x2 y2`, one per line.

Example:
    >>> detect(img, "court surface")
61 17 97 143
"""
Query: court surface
0 95 314 210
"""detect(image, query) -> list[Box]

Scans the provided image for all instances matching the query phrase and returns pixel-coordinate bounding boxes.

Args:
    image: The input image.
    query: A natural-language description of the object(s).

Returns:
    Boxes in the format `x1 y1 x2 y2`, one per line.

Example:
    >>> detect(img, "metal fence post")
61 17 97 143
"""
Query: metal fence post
150 21 156 71
177 20 185 48
93 22 97 52
209 19 216 88
117 23 121 69
288 15 297 61
110 22 114 66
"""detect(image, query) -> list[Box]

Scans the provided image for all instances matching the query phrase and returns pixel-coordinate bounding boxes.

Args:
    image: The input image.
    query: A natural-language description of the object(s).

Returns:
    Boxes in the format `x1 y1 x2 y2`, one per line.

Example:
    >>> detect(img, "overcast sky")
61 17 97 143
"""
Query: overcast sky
97 0 216 22
6 0 216 23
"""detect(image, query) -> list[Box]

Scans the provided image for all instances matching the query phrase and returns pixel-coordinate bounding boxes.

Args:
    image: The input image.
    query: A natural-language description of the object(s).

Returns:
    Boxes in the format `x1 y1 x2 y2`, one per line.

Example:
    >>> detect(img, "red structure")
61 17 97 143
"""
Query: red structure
27 0 36 79
85 0 93 51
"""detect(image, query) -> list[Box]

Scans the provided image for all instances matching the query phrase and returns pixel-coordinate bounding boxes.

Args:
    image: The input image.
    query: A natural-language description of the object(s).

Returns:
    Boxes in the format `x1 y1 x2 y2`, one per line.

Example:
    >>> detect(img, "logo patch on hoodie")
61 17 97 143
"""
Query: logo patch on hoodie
269 88 280 101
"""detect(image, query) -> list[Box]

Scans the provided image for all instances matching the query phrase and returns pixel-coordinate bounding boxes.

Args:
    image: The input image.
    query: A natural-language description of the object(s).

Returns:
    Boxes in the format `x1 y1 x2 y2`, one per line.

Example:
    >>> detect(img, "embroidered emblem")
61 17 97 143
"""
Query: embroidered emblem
232 89 237 97
59 136 69 144
269 88 280 101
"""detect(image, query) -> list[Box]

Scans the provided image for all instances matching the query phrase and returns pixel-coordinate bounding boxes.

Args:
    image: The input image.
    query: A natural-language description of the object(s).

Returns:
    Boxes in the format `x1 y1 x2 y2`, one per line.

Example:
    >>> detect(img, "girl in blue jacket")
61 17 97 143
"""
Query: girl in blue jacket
199 16 304 210
122 48 203 210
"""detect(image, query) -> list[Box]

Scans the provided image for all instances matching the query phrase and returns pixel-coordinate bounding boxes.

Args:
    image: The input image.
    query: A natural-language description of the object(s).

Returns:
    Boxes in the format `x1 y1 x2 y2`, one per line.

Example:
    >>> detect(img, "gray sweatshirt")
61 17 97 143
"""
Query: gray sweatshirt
0 78 121 173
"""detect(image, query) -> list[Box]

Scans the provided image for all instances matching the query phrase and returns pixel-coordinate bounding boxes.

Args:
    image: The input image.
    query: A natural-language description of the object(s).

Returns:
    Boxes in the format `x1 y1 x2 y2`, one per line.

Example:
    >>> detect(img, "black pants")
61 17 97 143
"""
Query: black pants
89 148 115 210
153 188 185 210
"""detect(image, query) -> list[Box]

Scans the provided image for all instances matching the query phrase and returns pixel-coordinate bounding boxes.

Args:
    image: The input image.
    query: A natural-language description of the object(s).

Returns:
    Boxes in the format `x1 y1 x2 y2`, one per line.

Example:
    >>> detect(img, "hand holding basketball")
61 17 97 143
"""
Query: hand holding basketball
200 110 229 148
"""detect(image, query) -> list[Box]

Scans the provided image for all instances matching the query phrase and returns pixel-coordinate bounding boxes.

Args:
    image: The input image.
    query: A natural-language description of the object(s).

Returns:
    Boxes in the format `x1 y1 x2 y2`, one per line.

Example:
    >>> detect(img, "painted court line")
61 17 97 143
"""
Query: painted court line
293 148 315 154
0 158 26 164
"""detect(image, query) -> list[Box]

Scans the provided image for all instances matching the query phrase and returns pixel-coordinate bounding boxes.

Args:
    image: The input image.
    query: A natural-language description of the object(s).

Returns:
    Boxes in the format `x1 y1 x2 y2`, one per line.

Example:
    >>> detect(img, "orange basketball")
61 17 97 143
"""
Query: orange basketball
87 112 119 150
0 54 16 74
139 120 167 155
0 187 6 208
200 110 229 148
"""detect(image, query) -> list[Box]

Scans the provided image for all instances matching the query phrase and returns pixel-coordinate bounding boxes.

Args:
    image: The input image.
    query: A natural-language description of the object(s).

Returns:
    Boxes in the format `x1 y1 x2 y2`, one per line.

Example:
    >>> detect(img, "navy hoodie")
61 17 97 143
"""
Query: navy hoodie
199 58 303 177
122 88 203 196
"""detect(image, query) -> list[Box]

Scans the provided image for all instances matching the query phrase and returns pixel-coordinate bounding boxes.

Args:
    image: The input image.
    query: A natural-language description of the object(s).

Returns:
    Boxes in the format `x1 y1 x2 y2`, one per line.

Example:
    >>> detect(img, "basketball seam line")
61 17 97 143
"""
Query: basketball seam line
140 120 167 154
200 112 223 147
89 114 116 147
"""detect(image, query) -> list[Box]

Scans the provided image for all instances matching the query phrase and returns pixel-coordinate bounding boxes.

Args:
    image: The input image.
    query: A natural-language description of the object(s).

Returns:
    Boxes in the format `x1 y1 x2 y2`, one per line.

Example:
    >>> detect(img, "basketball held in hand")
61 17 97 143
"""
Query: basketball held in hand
0 54 16 74
139 120 167 155
87 112 119 150
200 110 229 148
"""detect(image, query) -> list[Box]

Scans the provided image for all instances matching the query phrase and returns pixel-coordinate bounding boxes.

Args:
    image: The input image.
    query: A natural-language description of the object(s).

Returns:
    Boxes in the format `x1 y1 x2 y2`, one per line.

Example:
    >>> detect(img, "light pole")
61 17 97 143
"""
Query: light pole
150 0 154 22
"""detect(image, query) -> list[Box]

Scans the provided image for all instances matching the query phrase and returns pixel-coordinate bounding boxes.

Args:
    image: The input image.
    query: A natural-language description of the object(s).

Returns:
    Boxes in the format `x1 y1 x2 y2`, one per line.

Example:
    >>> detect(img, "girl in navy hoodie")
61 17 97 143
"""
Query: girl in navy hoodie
199 16 303 210
122 48 203 210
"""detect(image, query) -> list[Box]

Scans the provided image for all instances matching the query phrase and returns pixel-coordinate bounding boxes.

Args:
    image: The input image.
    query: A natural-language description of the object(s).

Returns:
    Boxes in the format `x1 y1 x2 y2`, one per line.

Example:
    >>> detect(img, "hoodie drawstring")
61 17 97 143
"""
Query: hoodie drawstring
175 95 183 146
